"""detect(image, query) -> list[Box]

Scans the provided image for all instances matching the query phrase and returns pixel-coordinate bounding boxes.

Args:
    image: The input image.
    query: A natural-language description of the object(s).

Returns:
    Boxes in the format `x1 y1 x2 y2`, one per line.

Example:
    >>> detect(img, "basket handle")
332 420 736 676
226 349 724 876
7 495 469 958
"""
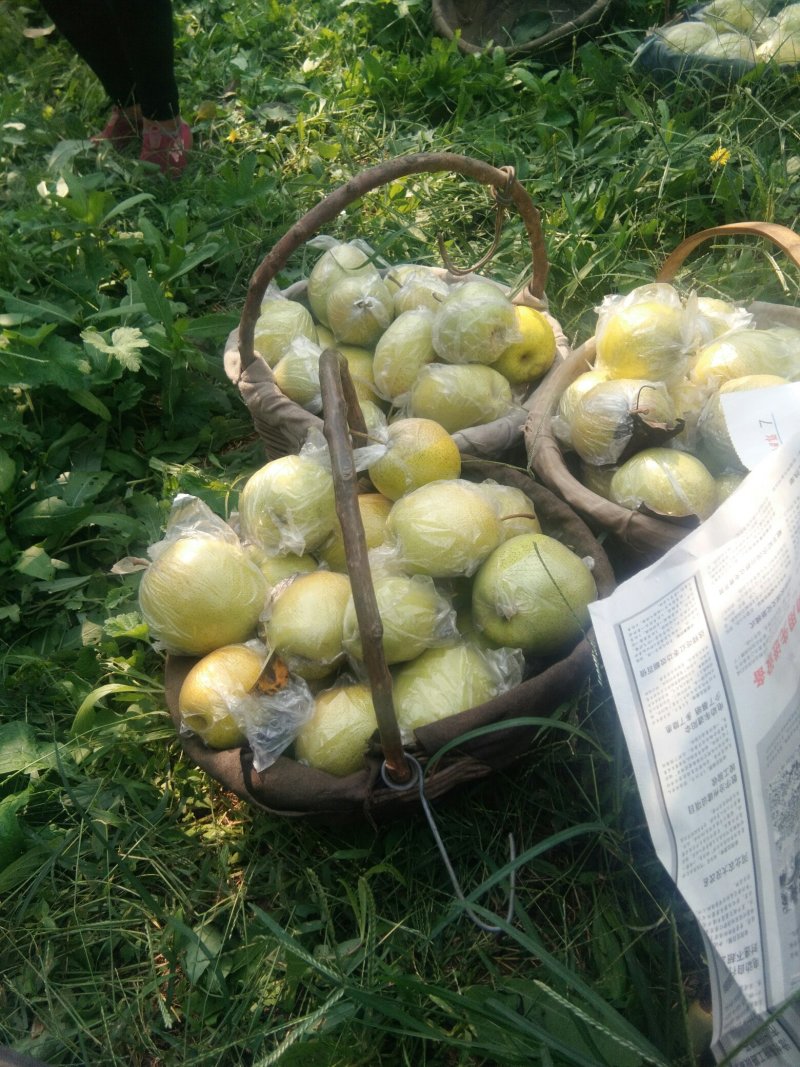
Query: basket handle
656 221 800 281
238 152 548 372
318 348 412 785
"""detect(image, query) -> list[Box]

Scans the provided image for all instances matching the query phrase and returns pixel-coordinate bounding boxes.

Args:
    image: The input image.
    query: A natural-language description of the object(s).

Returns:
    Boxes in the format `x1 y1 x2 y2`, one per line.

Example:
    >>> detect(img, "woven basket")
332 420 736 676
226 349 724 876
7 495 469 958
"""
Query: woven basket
632 3 800 87
525 221 800 572
164 355 615 825
224 152 569 464
431 0 612 56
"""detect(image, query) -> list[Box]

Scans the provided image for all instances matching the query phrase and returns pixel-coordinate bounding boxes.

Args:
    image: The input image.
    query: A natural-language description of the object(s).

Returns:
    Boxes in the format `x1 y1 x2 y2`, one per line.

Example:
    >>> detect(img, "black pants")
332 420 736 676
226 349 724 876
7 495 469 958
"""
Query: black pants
40 0 179 120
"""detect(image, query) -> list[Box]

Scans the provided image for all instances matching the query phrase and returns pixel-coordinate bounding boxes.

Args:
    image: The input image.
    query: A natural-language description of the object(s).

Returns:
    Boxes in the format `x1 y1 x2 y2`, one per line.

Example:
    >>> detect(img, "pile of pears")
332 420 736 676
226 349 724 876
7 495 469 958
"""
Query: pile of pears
250 239 557 437
552 282 799 523
650 0 800 65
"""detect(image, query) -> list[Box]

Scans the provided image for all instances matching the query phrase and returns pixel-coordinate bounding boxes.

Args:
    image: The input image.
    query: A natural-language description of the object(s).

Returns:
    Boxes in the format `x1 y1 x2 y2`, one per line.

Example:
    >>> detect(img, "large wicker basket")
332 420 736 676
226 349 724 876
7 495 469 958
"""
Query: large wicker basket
161 420 614 819
525 221 800 573
224 152 569 464
431 0 612 56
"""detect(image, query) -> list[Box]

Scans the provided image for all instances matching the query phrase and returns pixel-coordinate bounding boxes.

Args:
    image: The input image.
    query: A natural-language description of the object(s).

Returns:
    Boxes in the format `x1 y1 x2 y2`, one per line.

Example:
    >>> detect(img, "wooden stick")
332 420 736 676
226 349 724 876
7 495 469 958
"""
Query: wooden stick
319 349 411 784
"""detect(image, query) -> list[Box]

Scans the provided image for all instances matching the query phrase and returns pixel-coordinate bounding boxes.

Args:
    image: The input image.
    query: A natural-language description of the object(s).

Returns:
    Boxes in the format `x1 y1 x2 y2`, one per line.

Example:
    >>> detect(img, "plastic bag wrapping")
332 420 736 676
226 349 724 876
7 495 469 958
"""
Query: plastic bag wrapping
392 642 526 740
253 292 317 367
689 325 800 389
239 672 316 773
467 479 542 540
431 280 521 365
696 373 788 473
404 362 518 433
385 264 451 315
294 680 379 777
609 447 718 520
325 272 395 347
245 541 319 587
272 335 324 413
684 292 753 349
384 479 503 578
372 307 437 402
306 238 384 327
342 572 458 665
237 430 338 556
150 493 241 557
260 569 352 681
565 378 679 466
593 282 693 386
551 368 608 449
177 640 316 772
316 491 393 573
137 496 268 657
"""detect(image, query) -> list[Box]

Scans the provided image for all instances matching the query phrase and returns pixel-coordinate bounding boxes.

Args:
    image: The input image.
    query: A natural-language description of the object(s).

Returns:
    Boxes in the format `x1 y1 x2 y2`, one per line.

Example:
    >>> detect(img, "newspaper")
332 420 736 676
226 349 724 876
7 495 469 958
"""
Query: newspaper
588 426 800 1065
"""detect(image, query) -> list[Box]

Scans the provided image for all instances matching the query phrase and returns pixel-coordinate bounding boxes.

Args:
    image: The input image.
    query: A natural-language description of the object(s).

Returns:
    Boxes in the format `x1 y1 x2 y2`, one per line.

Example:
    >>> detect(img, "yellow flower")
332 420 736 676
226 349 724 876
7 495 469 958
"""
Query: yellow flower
709 146 731 166
42 105 55 121
226 129 240 143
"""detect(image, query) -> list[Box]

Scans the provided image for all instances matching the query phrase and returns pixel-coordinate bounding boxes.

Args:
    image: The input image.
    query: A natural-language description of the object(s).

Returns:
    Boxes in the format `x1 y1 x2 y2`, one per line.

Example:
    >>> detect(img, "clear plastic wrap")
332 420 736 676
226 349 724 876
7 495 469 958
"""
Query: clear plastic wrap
138 495 268 657
177 639 316 771
392 641 525 738
551 369 608 449
372 307 437 402
699 31 757 59
471 533 597 655
238 431 338 555
325 272 394 347
685 293 753 350
594 282 692 385
306 238 381 326
272 336 324 413
385 478 503 578
567 378 679 466
691 326 800 388
342 572 458 665
240 671 316 773
294 682 378 776
466 479 541 540
245 543 319 587
316 491 393 572
431 280 520 365
357 417 462 500
405 362 517 433
252 293 318 367
697 0 769 33
385 264 451 315
697 373 787 473
609 447 717 519
261 569 352 680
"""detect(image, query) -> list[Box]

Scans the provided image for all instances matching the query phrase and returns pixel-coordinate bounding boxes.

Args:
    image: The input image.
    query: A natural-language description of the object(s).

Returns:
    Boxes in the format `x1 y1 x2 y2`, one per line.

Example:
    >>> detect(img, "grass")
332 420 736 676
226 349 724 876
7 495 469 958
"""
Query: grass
2 0 800 1062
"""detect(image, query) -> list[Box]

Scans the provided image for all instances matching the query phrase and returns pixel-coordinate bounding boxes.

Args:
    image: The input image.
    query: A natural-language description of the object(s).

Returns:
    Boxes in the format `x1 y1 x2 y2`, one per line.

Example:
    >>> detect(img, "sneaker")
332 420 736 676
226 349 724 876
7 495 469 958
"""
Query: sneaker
140 119 193 178
91 107 142 151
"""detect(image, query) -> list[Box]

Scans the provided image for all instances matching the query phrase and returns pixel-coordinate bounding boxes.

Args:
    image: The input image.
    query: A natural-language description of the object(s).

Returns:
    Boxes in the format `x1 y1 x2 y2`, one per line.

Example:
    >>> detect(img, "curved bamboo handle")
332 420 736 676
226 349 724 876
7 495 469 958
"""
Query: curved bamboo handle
656 221 800 282
238 152 548 371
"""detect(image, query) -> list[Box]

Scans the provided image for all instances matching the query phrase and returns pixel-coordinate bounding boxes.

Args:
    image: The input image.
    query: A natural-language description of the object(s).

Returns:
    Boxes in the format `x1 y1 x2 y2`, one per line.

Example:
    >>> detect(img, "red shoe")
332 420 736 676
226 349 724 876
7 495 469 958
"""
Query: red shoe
140 119 193 178
91 107 142 151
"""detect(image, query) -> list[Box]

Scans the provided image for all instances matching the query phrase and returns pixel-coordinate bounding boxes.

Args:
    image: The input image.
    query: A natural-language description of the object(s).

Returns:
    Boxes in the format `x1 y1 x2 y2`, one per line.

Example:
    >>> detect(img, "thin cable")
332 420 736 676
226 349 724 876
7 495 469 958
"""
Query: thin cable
381 755 516 935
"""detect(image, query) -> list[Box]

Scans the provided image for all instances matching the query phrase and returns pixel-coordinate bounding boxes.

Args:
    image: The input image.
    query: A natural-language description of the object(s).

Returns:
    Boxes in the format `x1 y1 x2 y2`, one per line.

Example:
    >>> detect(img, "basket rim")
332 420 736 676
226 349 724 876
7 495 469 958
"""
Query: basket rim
431 0 612 55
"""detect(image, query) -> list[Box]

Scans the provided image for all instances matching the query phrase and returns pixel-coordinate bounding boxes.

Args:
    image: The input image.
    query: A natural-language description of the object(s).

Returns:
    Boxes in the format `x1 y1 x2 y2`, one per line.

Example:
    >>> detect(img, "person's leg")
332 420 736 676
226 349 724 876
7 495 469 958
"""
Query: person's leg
40 0 137 111
105 0 179 121
42 0 191 173
40 0 141 147
105 0 192 175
